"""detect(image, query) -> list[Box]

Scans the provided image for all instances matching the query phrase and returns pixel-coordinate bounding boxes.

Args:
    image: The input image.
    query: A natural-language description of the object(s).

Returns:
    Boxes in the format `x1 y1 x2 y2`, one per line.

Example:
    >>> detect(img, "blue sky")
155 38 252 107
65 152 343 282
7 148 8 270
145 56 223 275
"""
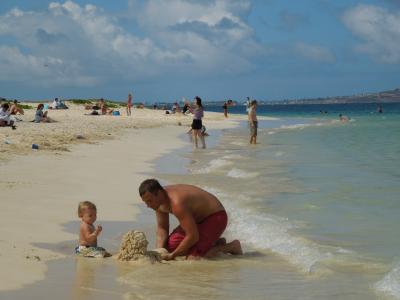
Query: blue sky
0 0 399 102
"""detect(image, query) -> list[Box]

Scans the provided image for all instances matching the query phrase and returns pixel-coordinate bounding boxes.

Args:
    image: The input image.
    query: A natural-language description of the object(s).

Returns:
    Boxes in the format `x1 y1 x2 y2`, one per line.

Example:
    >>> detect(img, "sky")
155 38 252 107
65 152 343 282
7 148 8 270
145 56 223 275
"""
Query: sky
0 0 399 102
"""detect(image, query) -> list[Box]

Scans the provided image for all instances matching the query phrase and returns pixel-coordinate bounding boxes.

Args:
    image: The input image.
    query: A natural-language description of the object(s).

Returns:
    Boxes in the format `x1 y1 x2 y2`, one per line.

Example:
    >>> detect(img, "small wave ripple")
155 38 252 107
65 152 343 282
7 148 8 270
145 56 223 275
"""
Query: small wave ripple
375 261 400 299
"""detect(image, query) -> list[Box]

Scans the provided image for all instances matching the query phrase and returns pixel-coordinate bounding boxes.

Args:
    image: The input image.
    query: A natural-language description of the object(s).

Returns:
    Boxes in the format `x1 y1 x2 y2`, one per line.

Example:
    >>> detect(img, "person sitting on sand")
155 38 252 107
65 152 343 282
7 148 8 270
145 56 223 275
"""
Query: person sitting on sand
9 100 24 115
139 179 243 260
171 102 181 114
99 98 114 115
34 104 52 123
0 103 17 129
75 201 110 258
51 98 68 109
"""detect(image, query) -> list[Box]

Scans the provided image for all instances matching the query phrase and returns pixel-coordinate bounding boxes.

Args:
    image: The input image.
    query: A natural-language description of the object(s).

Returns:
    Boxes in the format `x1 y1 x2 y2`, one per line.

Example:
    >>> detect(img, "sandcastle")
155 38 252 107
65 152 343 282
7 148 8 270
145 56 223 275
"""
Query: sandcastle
117 230 166 263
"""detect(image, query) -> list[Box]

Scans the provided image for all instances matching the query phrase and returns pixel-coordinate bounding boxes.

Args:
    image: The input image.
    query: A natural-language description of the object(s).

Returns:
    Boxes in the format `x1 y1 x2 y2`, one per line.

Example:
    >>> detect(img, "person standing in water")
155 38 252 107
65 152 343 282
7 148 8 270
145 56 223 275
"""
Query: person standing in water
248 100 258 144
190 96 206 149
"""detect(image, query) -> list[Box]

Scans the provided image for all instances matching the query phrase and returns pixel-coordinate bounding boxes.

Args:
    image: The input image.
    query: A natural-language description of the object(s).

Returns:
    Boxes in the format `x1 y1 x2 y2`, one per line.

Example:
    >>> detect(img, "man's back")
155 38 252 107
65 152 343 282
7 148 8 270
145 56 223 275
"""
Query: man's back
164 184 224 223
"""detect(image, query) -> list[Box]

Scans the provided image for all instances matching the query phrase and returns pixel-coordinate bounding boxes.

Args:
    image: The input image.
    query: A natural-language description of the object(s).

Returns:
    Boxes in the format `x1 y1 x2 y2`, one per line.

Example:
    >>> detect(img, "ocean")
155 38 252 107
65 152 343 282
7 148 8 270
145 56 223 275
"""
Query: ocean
153 102 400 299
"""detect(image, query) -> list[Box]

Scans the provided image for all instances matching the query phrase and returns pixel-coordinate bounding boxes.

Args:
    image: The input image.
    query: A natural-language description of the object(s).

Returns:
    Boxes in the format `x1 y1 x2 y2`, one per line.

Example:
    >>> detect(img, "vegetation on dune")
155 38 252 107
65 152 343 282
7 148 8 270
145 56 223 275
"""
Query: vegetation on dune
68 99 124 108
19 104 34 109
70 99 93 105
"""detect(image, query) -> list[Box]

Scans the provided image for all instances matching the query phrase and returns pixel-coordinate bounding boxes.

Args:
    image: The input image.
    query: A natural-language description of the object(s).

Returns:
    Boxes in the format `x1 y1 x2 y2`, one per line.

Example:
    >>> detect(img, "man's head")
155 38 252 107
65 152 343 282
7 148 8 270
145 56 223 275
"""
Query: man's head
139 179 165 210
251 100 257 107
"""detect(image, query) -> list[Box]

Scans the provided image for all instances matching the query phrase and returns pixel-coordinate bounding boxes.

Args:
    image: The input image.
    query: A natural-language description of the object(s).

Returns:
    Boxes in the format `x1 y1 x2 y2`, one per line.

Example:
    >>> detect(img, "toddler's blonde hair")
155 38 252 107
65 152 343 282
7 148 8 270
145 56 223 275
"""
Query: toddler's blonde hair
78 201 97 217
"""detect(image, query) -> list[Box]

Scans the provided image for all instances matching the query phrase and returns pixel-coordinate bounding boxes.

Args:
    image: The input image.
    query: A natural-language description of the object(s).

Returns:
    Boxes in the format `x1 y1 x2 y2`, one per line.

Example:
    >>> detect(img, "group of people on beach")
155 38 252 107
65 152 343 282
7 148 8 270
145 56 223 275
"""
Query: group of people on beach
0 97 63 129
0 101 54 129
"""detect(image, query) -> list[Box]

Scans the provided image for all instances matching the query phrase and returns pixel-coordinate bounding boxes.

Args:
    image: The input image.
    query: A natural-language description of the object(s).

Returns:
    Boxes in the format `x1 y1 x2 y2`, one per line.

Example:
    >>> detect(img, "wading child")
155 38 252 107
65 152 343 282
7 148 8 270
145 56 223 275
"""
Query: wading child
75 201 111 257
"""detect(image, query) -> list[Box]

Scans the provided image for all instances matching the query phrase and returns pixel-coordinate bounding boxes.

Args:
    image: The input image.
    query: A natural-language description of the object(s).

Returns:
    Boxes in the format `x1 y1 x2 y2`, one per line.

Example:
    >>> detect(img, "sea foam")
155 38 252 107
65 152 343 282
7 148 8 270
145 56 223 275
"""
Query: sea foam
192 159 233 174
374 261 400 299
207 188 333 273
227 168 258 179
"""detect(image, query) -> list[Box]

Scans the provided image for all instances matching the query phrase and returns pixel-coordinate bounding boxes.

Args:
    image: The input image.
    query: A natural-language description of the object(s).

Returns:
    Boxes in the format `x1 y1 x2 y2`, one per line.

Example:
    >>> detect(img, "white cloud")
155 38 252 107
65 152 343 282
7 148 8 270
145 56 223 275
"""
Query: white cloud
294 42 335 63
0 0 264 88
0 46 97 86
342 4 400 64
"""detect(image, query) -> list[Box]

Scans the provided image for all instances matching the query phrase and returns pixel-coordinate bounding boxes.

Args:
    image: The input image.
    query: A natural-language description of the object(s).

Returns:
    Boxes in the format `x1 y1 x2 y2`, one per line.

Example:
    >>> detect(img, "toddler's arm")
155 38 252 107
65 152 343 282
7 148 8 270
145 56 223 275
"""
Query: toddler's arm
80 223 102 245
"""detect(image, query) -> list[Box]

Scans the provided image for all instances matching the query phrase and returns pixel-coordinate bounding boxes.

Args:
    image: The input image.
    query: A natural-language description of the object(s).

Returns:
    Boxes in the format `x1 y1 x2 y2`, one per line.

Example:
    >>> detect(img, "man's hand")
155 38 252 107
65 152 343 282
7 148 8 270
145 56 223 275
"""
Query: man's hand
161 252 174 261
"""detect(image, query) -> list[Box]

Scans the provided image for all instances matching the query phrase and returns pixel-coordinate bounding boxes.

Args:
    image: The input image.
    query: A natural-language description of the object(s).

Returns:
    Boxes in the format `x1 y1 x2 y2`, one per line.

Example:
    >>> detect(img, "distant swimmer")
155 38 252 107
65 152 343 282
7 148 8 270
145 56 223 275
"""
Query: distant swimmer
377 105 383 113
339 114 349 123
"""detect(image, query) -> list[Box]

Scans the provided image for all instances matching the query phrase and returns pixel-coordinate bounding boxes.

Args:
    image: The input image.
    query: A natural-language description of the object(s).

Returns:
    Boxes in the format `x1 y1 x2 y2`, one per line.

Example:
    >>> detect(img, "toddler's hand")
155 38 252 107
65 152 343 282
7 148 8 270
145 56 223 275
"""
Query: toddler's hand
96 225 103 234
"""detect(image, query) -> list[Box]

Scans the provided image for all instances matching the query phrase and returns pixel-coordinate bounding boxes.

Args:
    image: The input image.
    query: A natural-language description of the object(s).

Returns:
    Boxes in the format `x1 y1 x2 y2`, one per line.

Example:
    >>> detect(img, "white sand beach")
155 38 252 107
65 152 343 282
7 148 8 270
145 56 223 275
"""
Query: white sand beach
0 102 251 292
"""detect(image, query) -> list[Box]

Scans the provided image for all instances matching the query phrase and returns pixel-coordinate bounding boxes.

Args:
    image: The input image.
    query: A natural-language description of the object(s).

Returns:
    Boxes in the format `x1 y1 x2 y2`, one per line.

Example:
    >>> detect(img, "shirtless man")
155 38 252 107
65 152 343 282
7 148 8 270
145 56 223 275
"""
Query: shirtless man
10 100 24 115
139 179 242 260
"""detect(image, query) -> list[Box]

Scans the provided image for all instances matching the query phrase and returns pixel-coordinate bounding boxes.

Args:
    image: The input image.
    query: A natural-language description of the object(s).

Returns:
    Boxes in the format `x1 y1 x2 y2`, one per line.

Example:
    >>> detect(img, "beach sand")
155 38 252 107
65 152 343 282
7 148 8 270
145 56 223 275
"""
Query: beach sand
0 102 234 162
0 102 250 294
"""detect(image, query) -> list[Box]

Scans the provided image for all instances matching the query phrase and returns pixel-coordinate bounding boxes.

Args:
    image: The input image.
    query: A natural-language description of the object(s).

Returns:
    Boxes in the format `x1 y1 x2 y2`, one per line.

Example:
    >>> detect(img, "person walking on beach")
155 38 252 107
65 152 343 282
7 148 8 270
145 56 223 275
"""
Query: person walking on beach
190 96 206 149
248 100 258 144
139 179 243 260
127 93 132 116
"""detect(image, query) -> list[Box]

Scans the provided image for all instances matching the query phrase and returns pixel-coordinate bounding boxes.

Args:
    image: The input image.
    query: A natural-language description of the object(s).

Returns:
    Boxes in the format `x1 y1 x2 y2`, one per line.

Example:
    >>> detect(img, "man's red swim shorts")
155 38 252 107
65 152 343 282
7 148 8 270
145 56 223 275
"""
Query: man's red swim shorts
167 210 228 257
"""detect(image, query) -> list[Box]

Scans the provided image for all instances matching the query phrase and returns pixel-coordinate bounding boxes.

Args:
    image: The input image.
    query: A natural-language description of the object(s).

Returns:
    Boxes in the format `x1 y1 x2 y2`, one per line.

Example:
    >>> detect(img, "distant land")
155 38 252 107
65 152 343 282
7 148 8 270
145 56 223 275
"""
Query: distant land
1 87 400 106
205 88 400 106
260 88 400 105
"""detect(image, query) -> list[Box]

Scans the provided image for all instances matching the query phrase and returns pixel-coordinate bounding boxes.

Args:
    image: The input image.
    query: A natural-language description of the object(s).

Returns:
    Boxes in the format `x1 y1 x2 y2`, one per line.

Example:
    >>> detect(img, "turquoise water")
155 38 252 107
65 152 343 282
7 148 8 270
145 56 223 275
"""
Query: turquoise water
160 104 400 299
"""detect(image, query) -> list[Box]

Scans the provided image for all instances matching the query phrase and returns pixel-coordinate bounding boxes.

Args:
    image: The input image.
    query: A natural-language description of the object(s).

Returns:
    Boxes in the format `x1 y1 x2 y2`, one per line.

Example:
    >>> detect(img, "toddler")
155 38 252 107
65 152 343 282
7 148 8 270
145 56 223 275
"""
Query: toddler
75 201 110 257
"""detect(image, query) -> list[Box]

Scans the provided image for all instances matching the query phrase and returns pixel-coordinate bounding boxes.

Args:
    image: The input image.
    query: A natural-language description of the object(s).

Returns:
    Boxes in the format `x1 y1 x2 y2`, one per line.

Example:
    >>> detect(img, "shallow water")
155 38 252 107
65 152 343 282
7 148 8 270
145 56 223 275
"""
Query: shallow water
156 103 400 299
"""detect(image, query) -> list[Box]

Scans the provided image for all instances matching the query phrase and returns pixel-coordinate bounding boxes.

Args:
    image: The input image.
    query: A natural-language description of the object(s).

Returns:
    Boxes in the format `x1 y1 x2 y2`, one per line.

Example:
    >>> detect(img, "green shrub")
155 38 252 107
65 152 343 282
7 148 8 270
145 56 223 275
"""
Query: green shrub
71 99 93 104
19 104 34 109
105 101 121 108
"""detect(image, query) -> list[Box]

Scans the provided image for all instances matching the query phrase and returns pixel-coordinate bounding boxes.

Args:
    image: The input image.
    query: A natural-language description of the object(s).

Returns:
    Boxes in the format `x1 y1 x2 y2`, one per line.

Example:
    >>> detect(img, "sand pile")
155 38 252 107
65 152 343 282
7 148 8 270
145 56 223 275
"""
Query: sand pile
117 230 165 263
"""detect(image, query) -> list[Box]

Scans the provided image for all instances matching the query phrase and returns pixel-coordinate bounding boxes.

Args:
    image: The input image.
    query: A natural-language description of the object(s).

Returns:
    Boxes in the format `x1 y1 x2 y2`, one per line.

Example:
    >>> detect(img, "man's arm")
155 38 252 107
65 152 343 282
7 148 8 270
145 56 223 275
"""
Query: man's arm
167 206 199 259
156 210 169 248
